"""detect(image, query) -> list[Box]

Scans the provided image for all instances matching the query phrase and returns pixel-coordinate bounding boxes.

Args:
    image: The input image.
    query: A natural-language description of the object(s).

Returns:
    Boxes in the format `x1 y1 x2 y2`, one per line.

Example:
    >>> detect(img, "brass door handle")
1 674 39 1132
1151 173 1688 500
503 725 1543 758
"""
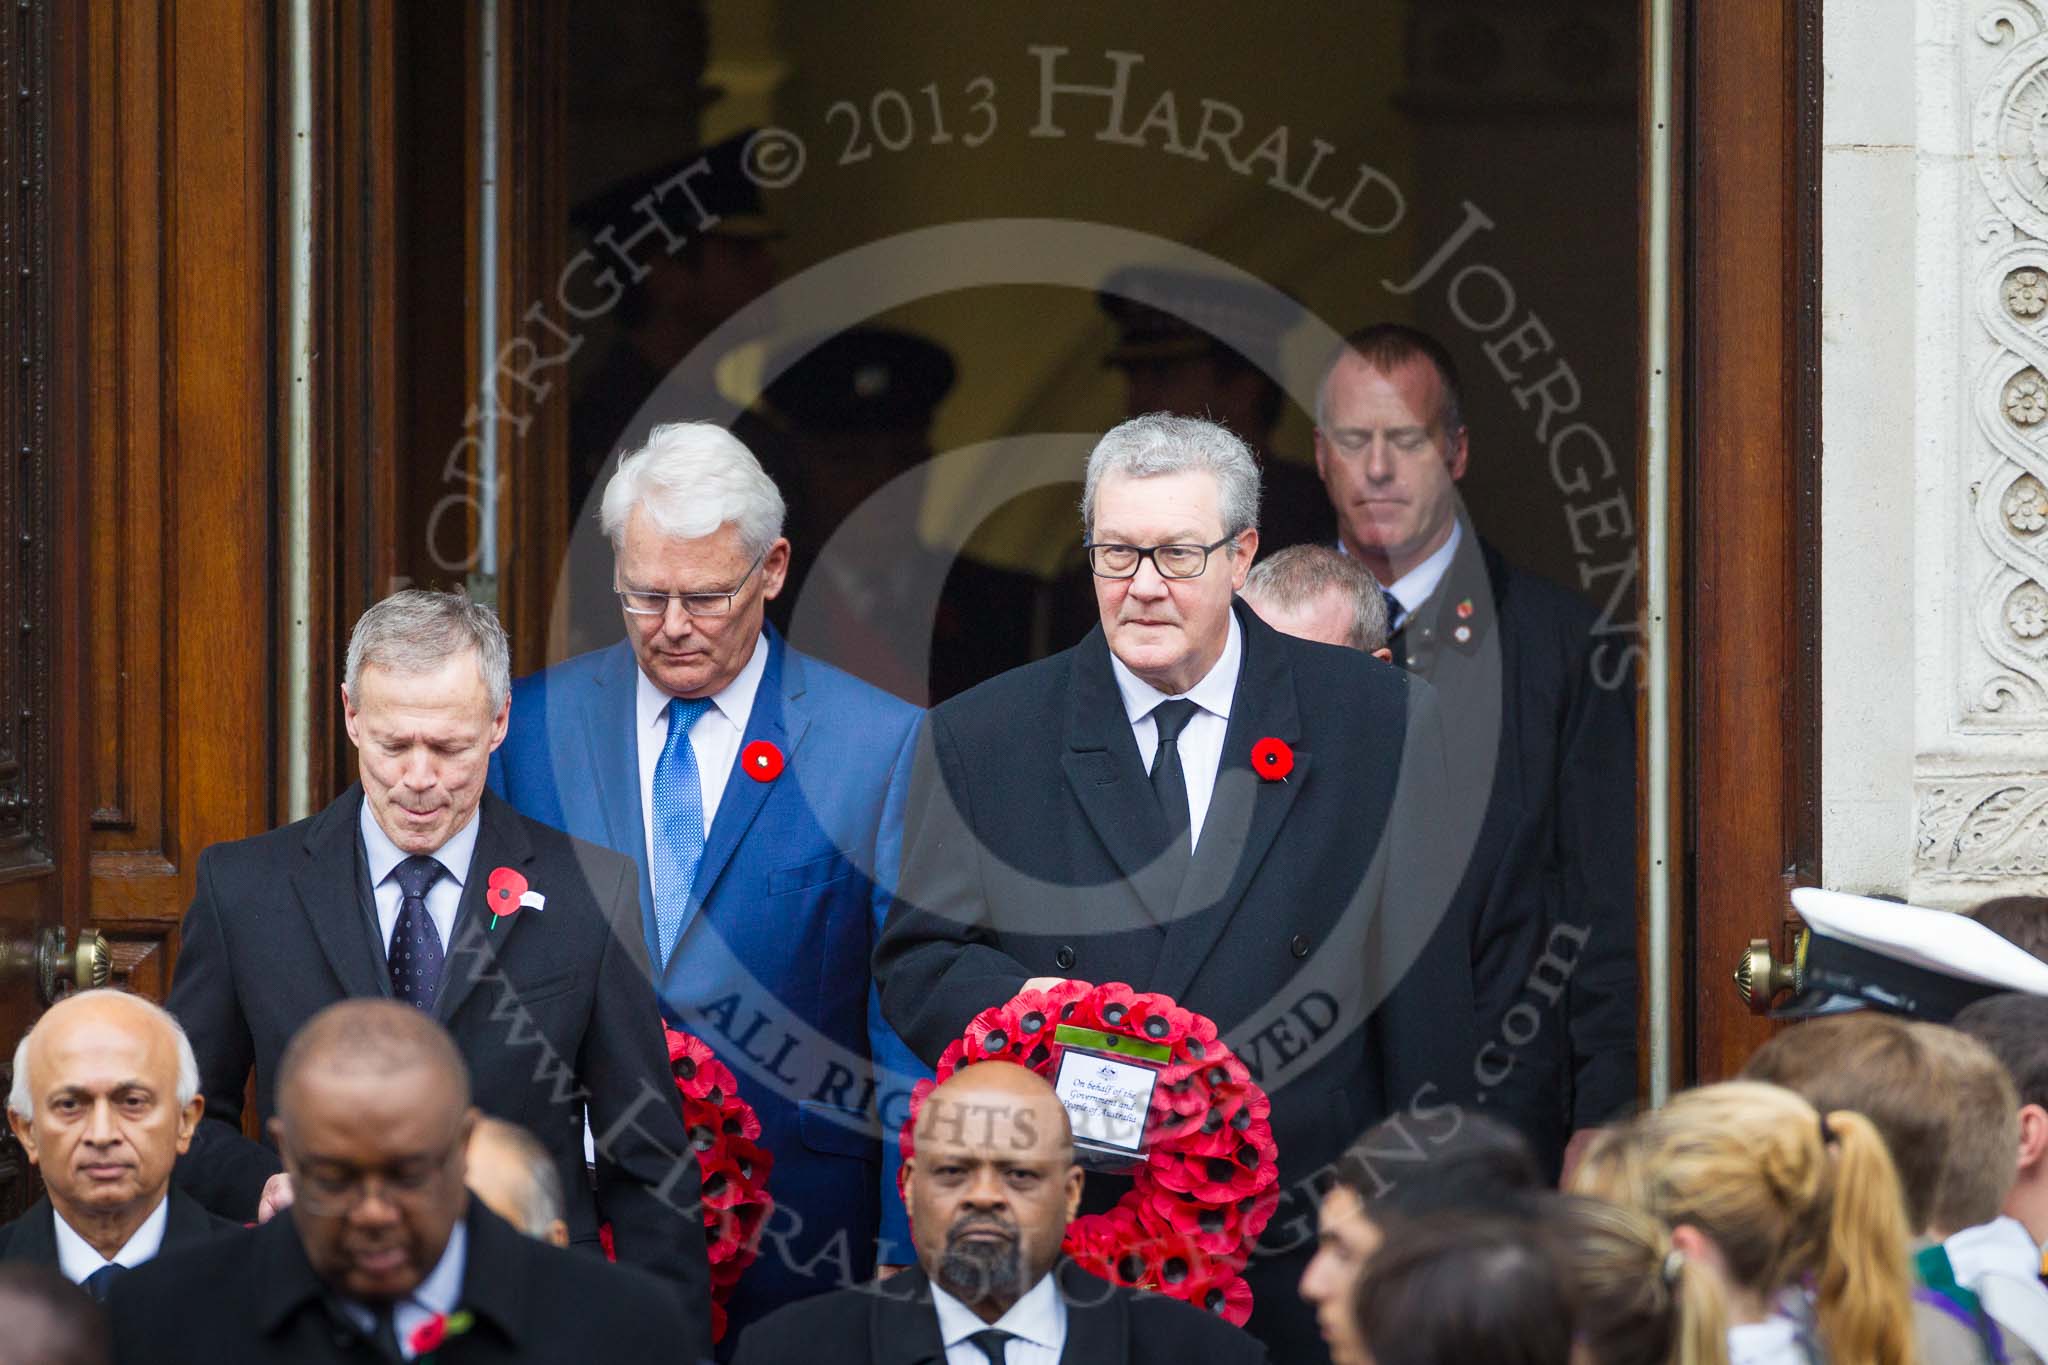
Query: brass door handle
1732 934 1802 1014
37 926 111 1003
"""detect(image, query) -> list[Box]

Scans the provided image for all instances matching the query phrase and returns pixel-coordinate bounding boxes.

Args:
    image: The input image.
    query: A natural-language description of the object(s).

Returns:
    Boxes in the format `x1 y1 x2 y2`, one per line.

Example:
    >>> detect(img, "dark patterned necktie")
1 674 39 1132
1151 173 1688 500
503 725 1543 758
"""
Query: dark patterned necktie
966 1328 1014 1364
1149 699 1200 839
83 1262 126 1302
389 854 446 1011
1380 586 1405 633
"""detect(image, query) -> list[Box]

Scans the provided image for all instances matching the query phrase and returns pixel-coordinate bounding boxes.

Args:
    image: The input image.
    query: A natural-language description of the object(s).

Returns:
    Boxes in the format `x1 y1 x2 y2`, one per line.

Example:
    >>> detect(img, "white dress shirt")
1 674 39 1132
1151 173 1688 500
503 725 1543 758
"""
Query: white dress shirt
52 1194 169 1284
931 1268 1068 1365
338 1218 468 1360
1108 611 1242 850
634 631 769 869
360 802 480 960
1384 518 1463 630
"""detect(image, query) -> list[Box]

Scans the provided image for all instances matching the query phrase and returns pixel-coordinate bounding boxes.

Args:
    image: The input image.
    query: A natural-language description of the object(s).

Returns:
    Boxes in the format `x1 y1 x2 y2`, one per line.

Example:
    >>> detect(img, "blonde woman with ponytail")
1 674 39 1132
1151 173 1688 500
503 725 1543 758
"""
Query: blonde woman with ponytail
1556 1196 1730 1365
1571 1081 1918 1365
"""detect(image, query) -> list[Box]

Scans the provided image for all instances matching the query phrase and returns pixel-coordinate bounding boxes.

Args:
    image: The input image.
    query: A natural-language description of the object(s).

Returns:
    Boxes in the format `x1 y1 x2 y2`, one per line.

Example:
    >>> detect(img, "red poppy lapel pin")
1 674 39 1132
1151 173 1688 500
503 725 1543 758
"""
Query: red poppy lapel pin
1250 737 1295 782
485 866 543 931
409 1309 475 1358
741 740 785 782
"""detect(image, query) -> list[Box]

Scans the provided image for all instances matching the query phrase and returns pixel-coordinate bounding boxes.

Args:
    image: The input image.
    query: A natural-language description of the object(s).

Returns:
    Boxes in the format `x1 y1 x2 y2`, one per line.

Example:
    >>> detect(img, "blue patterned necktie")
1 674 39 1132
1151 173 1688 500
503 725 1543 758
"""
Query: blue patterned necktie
652 696 716 968
1381 587 1405 634
389 854 446 1011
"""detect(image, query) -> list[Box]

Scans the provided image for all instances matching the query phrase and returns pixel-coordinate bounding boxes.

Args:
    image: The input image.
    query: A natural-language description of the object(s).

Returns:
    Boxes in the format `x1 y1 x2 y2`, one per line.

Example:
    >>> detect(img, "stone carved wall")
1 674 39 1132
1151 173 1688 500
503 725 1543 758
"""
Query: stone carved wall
1906 1 2048 895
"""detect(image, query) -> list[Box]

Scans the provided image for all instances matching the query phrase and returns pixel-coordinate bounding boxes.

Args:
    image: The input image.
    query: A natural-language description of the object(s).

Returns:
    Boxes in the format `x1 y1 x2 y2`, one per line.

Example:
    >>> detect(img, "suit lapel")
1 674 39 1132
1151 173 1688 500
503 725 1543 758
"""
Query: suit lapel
871 1266 949 1365
4 1197 60 1266
686 630 799 920
581 641 651 852
1151 603 1309 999
290 789 389 1000
1061 629 1184 927
435 792 536 1026
583 644 660 961
1056 1259 1128 1365
161 1189 219 1248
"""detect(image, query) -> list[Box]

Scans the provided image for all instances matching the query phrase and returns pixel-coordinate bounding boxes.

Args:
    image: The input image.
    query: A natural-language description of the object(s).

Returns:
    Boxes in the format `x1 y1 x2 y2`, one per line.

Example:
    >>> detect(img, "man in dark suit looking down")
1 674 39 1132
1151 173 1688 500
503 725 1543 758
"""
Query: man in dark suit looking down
164 589 709 1352
112 1000 694 1364
876 413 1478 1363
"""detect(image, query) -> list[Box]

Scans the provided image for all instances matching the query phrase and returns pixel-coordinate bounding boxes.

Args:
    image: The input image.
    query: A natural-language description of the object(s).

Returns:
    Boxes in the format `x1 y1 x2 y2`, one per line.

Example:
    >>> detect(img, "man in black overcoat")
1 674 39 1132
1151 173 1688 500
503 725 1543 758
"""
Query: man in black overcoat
874 414 1483 1364
2 991 240 1295
1312 325 1638 1176
164 590 710 1356
112 1000 695 1364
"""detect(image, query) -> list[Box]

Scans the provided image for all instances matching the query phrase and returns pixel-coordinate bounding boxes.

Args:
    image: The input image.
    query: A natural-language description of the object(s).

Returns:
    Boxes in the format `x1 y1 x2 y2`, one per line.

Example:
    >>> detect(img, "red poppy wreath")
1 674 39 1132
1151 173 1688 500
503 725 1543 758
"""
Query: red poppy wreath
601 1027 774 1345
898 981 1279 1326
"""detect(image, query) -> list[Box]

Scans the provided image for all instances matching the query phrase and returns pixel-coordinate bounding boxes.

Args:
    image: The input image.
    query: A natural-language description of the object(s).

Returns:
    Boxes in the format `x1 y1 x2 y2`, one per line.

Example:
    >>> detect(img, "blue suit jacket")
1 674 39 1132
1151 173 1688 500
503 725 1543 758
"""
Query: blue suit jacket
489 629 929 1334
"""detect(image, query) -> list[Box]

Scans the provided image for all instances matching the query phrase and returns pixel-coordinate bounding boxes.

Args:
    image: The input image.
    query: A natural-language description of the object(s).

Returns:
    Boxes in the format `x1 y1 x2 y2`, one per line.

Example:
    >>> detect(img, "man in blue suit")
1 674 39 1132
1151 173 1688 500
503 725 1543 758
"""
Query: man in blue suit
490 420 928 1344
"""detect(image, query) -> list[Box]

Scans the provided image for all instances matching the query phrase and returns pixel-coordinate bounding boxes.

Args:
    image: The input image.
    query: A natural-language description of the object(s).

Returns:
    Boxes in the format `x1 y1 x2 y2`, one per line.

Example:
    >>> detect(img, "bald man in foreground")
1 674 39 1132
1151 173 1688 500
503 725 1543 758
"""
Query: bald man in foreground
109 1000 700 1364
732 1062 1265 1365
3 990 239 1297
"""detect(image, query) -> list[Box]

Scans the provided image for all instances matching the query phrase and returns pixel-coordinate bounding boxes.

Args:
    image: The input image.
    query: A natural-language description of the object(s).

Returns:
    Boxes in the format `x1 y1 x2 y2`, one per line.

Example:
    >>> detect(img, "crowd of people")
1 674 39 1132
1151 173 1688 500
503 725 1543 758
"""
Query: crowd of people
2 295 2025 1365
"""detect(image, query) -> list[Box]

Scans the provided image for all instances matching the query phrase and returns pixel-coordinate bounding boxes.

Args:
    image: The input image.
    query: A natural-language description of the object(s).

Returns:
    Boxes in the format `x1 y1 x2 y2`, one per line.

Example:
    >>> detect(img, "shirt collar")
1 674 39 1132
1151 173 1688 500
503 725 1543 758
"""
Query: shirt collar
1108 610 1242 727
411 1218 468 1317
336 1219 469 1335
1945 1215 2045 1286
930 1266 1067 1354
52 1191 170 1280
635 630 768 734
359 797 480 890
1387 518 1463 615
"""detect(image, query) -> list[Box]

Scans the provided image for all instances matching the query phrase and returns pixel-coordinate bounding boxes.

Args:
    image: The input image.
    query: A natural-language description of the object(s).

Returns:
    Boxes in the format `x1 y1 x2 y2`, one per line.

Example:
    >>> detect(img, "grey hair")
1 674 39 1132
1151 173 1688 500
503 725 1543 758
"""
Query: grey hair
599 421 785 557
470 1116 567 1237
1080 412 1261 539
8 989 201 1122
345 590 511 716
1242 544 1391 654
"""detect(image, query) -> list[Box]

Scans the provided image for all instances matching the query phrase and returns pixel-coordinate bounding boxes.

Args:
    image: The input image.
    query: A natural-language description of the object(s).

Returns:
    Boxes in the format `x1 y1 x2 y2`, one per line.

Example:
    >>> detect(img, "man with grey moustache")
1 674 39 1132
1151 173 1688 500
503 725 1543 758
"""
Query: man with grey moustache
732 1063 1264 1364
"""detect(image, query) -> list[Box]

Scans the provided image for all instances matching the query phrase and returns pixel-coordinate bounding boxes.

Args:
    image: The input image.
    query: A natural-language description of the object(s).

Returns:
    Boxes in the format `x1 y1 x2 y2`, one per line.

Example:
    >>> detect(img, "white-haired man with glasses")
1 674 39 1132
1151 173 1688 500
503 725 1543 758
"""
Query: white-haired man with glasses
490 421 930 1338
876 413 1477 1365
164 589 711 1357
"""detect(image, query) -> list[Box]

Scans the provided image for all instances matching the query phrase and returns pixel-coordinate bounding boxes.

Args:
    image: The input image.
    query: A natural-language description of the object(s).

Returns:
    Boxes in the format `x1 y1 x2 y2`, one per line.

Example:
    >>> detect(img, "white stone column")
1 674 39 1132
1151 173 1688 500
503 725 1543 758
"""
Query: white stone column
1825 0 2048 903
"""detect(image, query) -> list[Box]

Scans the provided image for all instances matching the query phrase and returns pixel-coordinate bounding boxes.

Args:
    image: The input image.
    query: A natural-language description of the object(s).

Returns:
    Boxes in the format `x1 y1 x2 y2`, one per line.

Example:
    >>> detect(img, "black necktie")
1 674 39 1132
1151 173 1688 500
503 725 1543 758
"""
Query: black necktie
1149 699 1200 841
1380 587 1404 633
83 1263 126 1303
966 1328 1014 1365
372 1304 405 1363
389 855 446 1012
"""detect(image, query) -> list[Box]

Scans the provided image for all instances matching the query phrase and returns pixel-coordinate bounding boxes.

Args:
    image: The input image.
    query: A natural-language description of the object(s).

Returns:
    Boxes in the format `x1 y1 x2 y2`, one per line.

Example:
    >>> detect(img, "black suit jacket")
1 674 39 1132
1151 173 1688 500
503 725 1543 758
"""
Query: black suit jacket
165 785 710 1355
875 602 1481 1363
109 1197 697 1365
1387 531 1638 1163
0 1189 240 1270
731 1261 1266 1365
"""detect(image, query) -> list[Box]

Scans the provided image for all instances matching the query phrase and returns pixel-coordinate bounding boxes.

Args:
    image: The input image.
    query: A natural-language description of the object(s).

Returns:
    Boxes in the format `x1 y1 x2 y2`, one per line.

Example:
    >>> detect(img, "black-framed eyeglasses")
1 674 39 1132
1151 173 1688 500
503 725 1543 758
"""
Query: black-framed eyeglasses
1084 534 1241 580
285 1133 466 1216
615 549 769 618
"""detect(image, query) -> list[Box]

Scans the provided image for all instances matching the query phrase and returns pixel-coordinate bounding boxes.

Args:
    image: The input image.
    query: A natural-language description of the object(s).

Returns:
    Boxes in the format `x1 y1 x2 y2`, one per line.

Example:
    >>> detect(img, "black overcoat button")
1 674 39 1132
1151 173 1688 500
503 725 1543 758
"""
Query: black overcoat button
1055 946 1076 970
1289 934 1310 959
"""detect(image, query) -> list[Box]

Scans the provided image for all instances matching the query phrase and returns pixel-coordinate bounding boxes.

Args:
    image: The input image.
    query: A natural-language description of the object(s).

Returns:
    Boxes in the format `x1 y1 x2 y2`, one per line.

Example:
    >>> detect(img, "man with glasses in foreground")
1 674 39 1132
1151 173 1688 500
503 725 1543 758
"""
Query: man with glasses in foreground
491 420 929 1335
877 413 1476 1365
114 1000 691 1363
166 589 710 1355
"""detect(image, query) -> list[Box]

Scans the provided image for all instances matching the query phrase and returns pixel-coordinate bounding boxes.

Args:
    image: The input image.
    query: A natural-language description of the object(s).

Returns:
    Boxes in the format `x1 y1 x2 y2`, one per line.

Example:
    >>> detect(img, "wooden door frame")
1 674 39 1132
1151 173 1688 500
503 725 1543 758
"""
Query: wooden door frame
1673 0 1824 1084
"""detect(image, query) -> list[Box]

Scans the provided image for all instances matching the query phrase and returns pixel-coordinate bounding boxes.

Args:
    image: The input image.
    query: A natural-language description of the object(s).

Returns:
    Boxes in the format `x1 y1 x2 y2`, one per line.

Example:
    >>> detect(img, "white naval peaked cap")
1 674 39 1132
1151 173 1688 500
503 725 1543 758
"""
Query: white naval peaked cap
1778 886 2048 1020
